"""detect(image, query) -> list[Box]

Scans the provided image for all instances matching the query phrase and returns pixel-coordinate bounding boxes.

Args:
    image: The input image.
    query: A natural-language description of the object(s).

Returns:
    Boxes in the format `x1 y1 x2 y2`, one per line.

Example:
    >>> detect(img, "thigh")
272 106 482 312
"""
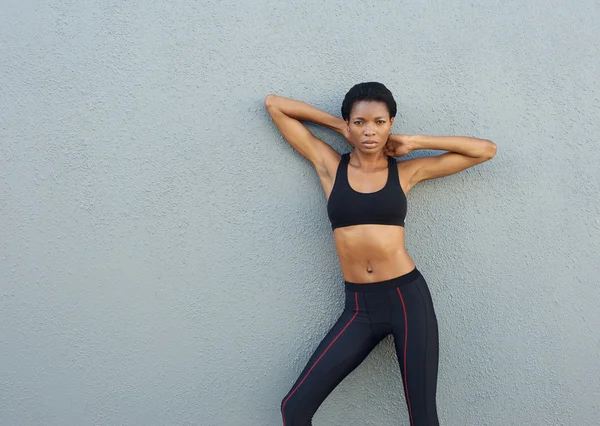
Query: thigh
281 303 384 425
391 278 440 426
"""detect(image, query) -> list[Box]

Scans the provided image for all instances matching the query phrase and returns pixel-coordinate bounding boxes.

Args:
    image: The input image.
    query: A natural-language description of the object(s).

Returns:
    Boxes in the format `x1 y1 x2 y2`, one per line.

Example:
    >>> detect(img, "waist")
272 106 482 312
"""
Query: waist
345 267 423 292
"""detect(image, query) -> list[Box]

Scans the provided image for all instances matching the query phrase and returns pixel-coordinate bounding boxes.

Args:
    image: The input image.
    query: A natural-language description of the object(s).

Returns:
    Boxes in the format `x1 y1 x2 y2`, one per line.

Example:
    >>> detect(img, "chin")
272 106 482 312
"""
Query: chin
357 145 381 152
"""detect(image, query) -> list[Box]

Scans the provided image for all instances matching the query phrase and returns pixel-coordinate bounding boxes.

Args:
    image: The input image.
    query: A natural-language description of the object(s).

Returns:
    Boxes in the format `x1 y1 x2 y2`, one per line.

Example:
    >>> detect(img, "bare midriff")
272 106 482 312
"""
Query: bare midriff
333 224 416 284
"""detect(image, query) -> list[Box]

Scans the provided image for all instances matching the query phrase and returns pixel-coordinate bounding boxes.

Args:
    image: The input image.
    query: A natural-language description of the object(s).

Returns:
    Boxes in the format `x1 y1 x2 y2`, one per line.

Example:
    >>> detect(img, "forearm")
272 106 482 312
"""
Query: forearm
265 95 346 135
404 134 496 158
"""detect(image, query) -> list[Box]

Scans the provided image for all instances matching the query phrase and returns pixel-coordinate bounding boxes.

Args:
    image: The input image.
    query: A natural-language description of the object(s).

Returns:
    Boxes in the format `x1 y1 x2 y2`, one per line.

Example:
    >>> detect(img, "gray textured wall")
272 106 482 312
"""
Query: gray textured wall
1 1 599 425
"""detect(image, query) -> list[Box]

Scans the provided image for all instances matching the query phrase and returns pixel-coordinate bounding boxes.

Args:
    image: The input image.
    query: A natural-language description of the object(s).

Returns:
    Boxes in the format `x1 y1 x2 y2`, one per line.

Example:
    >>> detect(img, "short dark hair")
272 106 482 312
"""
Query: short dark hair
341 82 397 121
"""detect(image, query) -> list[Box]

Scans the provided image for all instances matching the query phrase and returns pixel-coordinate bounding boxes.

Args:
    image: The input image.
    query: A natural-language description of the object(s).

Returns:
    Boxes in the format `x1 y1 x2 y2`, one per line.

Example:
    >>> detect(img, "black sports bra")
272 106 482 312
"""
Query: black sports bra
326 153 407 230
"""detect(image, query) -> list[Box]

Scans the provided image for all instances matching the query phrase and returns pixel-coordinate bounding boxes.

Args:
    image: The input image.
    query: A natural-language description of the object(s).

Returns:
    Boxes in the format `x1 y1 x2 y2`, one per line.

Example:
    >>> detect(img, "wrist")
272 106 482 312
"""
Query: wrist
334 118 347 135
406 134 421 151
390 133 417 152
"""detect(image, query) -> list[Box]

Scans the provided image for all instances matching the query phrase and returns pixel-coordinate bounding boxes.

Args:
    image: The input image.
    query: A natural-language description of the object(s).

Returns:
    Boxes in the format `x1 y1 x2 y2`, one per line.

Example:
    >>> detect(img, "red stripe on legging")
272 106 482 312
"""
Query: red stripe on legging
397 287 414 426
281 292 359 426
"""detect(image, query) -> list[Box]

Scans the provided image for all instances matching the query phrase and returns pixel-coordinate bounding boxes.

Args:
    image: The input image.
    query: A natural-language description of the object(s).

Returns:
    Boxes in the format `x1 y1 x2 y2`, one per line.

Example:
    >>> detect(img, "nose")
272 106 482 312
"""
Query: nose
363 124 376 136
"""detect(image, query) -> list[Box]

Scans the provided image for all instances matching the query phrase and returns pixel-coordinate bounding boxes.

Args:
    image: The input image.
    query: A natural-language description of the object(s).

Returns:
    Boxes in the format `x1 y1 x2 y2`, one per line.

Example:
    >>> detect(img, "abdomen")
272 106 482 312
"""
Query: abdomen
333 225 416 283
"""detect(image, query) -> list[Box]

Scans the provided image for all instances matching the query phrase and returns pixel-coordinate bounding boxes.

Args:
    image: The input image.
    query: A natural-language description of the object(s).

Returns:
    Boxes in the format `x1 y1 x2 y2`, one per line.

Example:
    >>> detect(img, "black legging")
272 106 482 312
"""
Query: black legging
281 267 440 426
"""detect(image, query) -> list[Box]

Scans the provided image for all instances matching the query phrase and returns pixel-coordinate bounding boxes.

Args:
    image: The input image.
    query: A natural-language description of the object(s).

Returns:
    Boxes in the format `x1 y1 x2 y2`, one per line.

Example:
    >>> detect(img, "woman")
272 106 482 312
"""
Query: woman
265 82 497 426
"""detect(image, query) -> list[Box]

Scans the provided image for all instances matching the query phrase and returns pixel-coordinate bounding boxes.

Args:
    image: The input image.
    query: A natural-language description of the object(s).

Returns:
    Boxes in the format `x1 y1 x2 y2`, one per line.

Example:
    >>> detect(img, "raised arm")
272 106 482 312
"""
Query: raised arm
385 134 497 192
264 95 345 175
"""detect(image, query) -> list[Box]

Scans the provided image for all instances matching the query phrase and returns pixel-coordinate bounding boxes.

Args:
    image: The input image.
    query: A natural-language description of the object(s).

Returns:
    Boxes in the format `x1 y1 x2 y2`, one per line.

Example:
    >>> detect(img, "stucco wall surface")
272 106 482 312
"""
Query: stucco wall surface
1 1 599 425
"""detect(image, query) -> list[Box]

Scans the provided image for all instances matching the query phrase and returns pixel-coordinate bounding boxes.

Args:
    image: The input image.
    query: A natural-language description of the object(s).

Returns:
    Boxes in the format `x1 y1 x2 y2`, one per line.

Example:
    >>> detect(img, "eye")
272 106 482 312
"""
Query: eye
353 120 362 125
377 120 385 124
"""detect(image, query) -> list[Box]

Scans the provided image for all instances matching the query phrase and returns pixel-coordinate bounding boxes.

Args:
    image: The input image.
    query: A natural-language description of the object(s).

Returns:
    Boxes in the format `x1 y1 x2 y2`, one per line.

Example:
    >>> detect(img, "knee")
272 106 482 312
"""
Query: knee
280 391 308 426
280 394 293 425
281 381 323 426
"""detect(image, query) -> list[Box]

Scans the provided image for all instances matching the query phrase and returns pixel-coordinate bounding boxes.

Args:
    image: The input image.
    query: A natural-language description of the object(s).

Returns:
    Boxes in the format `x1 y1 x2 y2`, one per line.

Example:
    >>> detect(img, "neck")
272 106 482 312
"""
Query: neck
350 150 387 170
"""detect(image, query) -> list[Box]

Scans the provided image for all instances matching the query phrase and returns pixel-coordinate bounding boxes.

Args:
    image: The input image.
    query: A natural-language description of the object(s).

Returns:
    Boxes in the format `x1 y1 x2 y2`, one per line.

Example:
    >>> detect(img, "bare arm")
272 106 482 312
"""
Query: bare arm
386 134 497 191
264 95 344 174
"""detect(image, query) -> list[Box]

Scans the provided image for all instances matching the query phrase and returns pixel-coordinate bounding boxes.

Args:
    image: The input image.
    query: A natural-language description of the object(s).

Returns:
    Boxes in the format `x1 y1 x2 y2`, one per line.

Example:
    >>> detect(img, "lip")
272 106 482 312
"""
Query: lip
362 140 378 146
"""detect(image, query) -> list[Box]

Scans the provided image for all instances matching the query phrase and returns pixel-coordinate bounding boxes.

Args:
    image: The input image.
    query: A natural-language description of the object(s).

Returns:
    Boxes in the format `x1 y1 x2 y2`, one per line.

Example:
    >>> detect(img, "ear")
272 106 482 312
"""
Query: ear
390 117 395 126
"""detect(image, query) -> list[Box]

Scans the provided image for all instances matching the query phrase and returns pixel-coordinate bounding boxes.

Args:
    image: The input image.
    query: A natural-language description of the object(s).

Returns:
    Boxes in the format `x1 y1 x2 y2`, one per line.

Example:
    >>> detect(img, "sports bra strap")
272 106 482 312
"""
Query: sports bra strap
388 155 399 182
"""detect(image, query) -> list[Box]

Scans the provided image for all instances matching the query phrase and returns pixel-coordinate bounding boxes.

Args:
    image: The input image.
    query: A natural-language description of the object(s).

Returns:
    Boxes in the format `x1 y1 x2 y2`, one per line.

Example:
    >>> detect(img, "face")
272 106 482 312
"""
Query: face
346 101 394 153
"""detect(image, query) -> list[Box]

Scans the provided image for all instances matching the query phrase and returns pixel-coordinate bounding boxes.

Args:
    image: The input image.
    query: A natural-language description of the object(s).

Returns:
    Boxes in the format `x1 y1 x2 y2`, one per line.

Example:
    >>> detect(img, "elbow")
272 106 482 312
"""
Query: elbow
264 94 278 111
483 139 497 160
